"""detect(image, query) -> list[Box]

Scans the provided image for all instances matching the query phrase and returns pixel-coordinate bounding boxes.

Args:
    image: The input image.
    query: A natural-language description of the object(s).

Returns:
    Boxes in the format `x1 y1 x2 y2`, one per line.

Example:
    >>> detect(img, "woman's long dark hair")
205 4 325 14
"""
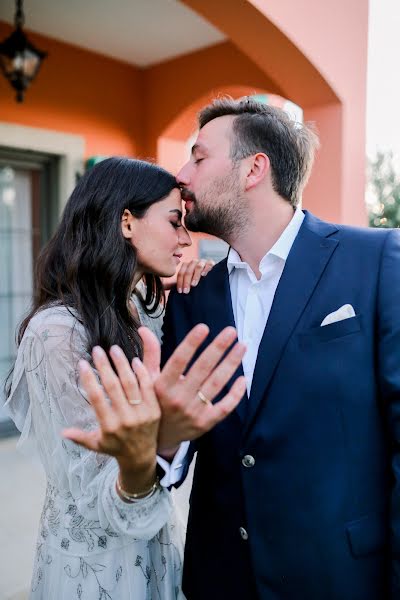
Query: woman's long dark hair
12 157 179 378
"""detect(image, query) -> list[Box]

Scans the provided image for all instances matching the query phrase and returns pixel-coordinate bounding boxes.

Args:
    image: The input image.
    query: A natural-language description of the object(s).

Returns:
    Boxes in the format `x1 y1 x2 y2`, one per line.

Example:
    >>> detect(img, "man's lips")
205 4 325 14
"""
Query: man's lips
180 188 195 203
180 189 195 214
184 199 193 212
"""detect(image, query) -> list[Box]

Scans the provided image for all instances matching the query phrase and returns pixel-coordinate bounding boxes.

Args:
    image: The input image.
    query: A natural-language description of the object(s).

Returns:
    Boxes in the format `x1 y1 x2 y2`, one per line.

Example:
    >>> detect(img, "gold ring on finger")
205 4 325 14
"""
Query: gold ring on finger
128 398 142 406
197 390 210 405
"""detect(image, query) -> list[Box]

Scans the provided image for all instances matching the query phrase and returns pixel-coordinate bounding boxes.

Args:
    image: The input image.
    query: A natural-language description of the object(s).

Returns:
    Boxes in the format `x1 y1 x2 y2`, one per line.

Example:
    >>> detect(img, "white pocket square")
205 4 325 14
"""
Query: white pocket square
320 304 356 327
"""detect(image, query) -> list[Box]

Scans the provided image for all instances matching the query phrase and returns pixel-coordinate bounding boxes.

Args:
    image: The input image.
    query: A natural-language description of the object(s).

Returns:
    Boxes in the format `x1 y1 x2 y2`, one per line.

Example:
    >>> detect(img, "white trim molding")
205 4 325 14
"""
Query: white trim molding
0 121 85 212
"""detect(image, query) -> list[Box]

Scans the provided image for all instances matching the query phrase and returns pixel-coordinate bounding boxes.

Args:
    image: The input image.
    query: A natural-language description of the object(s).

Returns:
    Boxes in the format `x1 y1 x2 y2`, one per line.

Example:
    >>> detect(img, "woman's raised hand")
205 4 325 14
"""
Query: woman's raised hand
162 258 215 292
63 345 161 482
176 258 215 293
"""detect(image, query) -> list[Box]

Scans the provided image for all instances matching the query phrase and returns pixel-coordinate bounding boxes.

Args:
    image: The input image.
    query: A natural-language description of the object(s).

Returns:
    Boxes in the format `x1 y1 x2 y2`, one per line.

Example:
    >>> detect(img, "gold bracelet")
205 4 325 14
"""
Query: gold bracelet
116 474 160 503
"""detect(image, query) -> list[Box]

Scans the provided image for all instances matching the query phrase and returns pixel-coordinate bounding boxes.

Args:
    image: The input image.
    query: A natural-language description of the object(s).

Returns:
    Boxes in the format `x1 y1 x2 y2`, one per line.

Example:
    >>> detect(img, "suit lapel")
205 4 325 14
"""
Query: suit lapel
200 260 248 423
243 213 339 437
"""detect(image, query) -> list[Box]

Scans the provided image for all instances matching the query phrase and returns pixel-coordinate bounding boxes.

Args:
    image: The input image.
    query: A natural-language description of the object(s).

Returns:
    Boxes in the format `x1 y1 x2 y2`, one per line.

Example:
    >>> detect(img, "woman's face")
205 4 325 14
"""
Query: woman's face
124 188 192 278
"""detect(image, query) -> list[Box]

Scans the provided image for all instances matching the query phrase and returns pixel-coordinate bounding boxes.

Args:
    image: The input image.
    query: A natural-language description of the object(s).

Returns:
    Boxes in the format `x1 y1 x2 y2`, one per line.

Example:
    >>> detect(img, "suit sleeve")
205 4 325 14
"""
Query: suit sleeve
377 229 400 595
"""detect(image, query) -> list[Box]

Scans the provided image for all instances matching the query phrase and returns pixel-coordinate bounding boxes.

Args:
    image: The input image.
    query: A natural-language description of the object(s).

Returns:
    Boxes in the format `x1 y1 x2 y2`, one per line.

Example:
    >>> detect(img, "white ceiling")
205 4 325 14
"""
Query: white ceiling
0 0 226 67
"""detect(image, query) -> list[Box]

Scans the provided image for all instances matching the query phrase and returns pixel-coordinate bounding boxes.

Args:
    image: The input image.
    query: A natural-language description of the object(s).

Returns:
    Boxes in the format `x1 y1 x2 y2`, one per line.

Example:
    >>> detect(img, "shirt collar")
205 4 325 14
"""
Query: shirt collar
227 208 305 274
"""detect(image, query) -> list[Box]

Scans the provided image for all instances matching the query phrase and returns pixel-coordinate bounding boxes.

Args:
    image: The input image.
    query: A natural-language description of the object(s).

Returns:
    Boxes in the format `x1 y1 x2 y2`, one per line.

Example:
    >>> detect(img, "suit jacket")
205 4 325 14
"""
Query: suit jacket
161 212 400 600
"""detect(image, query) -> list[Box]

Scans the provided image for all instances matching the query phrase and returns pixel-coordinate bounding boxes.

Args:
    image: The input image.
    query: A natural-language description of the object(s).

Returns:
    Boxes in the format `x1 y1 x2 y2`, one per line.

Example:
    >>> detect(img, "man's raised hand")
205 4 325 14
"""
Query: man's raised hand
139 324 246 454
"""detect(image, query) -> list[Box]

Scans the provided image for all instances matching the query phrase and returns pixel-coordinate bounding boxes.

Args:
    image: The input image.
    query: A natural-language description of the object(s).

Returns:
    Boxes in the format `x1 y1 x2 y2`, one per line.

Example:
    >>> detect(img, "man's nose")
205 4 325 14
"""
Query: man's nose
176 162 190 185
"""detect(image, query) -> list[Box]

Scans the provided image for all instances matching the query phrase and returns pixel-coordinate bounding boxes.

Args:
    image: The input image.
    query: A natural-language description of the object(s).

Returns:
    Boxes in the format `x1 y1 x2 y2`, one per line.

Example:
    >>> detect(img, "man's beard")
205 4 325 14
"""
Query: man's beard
183 168 246 240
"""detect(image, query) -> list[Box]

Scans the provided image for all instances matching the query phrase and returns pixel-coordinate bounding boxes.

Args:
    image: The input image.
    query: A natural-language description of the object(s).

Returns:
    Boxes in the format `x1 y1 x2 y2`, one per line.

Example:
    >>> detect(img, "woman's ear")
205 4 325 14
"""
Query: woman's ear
121 209 135 239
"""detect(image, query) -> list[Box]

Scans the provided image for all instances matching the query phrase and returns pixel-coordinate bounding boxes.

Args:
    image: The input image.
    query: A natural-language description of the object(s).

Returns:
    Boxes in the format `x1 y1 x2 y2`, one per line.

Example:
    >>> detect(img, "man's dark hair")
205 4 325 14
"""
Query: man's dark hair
198 96 319 207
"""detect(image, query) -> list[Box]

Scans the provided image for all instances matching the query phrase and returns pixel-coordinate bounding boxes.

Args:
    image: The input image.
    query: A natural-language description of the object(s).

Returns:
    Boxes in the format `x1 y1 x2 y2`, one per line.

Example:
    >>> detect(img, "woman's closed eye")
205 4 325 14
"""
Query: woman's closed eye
171 220 182 229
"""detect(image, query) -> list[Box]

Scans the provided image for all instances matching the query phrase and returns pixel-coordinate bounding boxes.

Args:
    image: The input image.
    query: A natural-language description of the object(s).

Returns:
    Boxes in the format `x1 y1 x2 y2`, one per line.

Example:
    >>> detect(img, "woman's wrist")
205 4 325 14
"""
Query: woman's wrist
117 461 157 499
116 471 160 503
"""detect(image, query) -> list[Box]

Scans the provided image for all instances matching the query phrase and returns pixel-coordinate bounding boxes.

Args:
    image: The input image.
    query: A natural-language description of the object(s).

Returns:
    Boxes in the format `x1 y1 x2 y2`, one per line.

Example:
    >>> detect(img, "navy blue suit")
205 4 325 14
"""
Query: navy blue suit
161 212 400 599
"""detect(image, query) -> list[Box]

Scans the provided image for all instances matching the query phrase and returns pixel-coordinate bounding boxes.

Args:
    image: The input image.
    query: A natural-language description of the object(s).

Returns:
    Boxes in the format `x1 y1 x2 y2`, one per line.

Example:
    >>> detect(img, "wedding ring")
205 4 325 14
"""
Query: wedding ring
128 398 142 405
197 390 210 405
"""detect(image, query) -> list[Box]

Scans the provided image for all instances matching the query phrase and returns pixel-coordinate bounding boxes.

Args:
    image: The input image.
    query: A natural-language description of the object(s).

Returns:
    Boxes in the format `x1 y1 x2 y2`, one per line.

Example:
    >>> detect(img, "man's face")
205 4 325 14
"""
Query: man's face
176 115 246 240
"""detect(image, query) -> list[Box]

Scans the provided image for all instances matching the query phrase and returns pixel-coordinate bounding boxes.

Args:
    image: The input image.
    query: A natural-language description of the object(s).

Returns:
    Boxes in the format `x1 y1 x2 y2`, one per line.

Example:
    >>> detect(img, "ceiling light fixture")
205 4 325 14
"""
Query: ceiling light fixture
0 0 47 102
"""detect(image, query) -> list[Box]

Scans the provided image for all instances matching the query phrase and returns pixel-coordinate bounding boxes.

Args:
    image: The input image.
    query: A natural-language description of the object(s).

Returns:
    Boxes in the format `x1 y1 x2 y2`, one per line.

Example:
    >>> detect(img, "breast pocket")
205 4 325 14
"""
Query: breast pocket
298 314 362 348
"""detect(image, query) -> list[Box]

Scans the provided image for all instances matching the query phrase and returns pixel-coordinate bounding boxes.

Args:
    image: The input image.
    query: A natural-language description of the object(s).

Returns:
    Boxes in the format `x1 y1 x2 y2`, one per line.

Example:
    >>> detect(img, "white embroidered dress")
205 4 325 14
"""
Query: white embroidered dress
6 302 184 600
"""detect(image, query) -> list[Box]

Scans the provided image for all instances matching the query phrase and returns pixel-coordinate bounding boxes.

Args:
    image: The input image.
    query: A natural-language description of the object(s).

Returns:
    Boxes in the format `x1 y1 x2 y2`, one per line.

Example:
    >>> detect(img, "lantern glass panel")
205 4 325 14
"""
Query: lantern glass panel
22 50 40 78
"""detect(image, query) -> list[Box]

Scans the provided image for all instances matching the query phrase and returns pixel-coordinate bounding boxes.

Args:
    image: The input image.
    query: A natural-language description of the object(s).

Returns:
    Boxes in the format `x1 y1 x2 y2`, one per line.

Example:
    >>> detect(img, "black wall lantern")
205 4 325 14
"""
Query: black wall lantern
0 0 47 102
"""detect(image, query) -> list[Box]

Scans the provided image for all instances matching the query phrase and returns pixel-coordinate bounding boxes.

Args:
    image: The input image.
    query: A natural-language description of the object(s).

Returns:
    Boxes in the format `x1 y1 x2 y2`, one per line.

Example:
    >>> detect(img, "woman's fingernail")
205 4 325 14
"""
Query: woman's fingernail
177 287 182 293
183 287 189 294
92 346 104 359
132 357 142 366
192 280 198 286
110 345 122 356
78 359 89 372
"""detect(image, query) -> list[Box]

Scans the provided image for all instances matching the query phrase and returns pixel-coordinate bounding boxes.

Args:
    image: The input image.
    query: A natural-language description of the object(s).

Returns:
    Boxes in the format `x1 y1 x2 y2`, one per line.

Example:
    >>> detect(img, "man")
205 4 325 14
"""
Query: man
83 97 400 599
157 97 400 599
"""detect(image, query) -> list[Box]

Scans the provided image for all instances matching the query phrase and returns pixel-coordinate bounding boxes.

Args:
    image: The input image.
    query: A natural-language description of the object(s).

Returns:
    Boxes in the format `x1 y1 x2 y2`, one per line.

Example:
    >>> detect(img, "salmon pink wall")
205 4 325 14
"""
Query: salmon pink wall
174 0 369 225
0 0 368 227
0 21 144 158
253 0 369 224
143 42 280 160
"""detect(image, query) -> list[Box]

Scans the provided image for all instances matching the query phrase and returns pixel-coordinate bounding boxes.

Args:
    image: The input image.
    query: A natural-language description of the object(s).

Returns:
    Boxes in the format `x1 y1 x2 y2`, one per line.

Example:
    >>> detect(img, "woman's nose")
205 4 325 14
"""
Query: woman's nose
179 226 192 247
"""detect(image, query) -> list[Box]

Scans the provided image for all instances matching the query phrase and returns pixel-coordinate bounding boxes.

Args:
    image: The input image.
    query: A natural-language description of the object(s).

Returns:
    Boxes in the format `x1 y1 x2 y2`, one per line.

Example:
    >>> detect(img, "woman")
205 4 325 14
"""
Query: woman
4 157 211 599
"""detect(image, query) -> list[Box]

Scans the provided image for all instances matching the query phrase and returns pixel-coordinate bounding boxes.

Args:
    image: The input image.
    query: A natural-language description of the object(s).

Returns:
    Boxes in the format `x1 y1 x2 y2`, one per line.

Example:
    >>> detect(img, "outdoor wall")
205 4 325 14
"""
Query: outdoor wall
260 0 369 225
0 21 144 158
0 0 369 227
143 42 279 160
148 0 368 226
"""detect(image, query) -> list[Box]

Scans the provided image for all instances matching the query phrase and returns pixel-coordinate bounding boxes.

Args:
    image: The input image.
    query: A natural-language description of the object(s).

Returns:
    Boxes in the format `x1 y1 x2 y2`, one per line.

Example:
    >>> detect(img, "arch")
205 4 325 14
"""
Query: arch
180 0 340 108
180 0 368 224
144 0 367 225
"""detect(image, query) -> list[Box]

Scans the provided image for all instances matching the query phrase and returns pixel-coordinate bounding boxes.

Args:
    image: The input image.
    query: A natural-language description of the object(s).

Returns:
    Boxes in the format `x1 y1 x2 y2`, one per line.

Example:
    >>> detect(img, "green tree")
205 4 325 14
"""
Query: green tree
367 151 400 228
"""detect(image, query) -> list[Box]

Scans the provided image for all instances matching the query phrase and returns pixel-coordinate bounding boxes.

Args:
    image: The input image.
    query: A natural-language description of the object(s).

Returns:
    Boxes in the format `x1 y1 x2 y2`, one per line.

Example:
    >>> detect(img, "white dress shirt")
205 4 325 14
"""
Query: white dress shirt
227 208 304 395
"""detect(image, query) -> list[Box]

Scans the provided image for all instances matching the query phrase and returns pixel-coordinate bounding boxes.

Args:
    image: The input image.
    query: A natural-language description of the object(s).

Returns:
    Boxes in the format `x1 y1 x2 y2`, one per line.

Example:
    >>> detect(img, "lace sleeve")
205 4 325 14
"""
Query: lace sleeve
6 307 172 540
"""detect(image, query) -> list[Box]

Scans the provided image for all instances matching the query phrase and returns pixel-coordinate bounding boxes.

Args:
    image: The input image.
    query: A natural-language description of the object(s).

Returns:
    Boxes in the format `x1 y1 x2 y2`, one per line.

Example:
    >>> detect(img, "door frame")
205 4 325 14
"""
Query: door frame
0 148 60 244
0 121 85 213
0 152 60 437
0 123 84 436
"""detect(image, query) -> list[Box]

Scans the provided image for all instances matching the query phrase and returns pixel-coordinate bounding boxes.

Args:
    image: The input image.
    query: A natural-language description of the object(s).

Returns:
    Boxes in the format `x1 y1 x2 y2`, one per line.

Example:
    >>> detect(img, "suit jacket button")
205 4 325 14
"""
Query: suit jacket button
239 527 249 540
242 454 255 468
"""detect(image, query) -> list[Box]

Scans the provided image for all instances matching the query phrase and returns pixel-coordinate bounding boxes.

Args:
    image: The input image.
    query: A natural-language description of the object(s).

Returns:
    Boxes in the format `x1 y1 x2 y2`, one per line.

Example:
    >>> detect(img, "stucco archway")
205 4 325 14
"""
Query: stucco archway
144 0 367 224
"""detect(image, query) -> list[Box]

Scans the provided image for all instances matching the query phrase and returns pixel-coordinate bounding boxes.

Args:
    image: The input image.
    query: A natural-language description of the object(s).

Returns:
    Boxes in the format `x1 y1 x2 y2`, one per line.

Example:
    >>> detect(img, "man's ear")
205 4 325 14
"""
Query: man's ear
121 208 135 239
244 153 270 191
